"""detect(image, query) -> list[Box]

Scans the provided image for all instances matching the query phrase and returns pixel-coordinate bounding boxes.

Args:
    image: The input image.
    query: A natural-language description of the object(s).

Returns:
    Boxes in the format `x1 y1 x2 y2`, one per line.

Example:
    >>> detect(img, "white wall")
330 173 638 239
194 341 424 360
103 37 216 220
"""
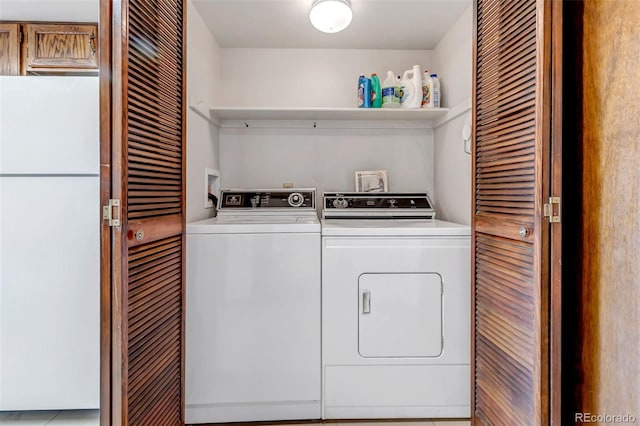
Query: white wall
431 5 472 225
431 5 473 110
433 113 471 224
186 0 222 222
0 0 97 21
220 127 433 209
216 48 433 205
220 48 431 107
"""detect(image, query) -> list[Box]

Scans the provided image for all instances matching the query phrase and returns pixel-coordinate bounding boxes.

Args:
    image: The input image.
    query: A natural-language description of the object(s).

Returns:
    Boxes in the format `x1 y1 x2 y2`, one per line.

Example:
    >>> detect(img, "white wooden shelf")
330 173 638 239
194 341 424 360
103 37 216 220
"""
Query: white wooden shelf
209 106 449 123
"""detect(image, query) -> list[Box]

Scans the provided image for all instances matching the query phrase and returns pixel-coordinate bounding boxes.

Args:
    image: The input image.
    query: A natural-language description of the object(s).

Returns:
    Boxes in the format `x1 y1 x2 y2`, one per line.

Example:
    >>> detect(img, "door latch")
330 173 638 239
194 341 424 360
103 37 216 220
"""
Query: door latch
543 197 560 223
103 199 121 227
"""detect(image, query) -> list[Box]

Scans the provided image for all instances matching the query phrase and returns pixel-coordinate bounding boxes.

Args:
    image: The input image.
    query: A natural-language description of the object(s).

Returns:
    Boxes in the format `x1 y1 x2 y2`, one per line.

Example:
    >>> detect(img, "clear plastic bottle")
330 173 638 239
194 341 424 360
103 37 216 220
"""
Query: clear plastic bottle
430 73 441 108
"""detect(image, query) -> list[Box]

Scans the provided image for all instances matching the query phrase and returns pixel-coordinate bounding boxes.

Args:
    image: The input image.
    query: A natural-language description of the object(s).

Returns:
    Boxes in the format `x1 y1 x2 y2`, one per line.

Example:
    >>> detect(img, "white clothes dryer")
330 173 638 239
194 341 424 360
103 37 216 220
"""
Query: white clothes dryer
321 192 471 419
186 189 320 424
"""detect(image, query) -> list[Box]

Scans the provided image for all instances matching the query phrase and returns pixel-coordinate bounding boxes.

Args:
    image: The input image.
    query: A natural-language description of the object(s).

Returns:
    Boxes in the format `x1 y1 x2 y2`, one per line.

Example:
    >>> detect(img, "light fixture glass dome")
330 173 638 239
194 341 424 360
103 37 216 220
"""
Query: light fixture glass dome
309 0 353 34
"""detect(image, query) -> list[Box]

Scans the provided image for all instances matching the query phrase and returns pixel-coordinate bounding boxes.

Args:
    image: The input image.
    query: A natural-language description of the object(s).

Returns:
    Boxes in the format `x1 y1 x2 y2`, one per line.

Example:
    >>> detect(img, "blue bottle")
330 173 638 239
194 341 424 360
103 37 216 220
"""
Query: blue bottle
358 75 372 108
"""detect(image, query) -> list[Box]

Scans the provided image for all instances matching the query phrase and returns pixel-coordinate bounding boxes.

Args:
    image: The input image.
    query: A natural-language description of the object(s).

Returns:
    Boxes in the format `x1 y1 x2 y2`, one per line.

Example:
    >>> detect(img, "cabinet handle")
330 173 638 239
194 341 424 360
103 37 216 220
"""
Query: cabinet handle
362 291 371 314
89 33 96 56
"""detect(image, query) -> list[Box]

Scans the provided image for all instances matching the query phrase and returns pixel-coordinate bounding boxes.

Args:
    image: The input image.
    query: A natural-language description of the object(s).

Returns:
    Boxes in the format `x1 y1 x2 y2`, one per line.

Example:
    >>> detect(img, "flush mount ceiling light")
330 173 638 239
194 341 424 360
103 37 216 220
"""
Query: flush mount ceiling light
309 0 353 33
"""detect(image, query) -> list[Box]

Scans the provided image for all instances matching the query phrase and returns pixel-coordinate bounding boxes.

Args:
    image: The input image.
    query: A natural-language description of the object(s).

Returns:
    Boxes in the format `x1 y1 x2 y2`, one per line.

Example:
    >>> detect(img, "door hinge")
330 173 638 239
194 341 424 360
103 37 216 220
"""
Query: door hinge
19 31 24 44
103 199 121 227
543 197 561 223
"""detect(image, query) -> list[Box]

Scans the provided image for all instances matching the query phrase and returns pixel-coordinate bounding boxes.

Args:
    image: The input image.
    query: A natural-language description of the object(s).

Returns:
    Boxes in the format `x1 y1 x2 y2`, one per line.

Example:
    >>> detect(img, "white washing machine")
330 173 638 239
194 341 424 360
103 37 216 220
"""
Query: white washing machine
321 192 471 419
186 189 321 424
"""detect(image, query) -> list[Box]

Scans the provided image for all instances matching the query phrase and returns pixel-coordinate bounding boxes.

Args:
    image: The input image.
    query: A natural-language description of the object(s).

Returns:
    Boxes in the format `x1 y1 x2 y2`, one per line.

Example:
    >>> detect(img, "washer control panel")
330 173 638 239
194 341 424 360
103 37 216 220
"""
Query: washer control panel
220 189 315 209
323 192 435 219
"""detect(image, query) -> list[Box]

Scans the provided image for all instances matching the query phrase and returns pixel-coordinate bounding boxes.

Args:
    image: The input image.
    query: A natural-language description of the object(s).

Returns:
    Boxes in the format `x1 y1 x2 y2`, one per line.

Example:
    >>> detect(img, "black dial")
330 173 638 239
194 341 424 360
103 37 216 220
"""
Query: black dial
288 192 304 207
332 198 348 208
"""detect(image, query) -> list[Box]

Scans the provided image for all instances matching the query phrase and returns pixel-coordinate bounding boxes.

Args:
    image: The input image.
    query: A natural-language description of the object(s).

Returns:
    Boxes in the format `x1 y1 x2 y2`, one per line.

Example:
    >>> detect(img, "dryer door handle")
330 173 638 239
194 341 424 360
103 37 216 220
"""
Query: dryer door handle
362 291 371 314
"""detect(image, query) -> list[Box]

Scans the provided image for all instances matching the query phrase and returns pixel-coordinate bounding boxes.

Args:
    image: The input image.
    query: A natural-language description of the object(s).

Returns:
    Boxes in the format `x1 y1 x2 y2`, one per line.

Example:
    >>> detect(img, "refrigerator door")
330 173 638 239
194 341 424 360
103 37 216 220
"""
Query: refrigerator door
0 176 99 410
0 76 99 175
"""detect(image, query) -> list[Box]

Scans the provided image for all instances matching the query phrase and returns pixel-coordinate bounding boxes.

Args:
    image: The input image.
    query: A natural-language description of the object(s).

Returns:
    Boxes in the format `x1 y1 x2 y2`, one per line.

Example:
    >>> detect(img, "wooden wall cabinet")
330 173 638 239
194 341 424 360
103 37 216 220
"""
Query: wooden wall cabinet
0 22 98 75
0 23 20 75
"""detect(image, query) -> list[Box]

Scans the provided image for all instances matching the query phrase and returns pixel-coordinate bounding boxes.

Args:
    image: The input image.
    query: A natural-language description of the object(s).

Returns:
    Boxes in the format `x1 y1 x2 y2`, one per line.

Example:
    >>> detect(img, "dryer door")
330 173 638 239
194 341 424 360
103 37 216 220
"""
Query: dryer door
358 273 442 358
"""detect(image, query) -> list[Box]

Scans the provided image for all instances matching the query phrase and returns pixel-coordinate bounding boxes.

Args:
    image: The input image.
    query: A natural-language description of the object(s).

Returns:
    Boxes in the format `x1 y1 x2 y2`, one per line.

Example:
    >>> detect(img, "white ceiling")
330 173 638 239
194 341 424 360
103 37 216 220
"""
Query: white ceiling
0 0 98 22
192 0 472 50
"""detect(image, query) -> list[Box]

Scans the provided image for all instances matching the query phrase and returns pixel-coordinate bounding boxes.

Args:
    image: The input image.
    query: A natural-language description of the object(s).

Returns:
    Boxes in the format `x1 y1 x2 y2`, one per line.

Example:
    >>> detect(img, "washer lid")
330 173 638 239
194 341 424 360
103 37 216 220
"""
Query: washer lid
321 219 470 237
187 215 320 234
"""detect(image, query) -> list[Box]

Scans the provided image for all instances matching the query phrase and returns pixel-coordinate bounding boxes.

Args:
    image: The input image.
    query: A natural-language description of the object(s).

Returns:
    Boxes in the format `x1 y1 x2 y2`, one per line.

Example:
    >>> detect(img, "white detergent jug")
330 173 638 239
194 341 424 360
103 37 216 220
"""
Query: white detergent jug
399 65 422 108
381 71 400 108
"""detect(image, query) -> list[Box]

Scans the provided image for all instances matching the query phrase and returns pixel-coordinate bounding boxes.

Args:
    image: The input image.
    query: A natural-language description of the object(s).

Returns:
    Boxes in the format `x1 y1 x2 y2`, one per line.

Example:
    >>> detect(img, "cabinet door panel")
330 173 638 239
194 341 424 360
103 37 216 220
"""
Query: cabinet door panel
24 23 98 73
0 23 20 75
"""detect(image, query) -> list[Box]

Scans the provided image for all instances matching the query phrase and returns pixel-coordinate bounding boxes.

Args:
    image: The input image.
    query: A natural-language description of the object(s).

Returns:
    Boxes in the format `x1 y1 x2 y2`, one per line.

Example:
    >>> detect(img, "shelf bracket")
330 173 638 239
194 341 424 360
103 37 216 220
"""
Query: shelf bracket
188 96 219 126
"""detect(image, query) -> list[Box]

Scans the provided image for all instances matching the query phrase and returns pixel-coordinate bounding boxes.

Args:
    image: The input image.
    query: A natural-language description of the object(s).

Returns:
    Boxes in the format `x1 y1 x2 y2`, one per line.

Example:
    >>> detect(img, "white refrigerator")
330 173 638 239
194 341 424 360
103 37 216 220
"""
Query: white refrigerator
0 76 100 410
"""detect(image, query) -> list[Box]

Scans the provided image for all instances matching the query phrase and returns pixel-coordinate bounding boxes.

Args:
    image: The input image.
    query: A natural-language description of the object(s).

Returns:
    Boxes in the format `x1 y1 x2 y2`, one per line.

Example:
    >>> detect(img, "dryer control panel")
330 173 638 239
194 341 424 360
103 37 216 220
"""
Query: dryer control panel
219 189 315 209
323 192 435 219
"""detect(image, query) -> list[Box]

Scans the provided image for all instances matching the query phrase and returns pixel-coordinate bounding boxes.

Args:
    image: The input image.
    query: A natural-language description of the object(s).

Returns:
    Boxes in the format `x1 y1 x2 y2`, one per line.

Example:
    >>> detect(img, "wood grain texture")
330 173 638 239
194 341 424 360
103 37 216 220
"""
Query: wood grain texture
109 0 186 424
24 23 98 73
127 236 182 426
99 1 113 424
123 0 185 422
580 0 640 419
0 23 20 75
472 0 554 424
549 0 563 423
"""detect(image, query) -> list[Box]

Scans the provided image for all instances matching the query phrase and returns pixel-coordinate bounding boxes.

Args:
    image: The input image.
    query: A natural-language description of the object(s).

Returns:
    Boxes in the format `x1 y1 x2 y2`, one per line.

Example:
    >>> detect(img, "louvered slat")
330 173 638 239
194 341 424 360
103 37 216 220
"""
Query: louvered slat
120 0 184 423
127 236 182 424
127 0 183 222
475 233 535 424
473 0 547 424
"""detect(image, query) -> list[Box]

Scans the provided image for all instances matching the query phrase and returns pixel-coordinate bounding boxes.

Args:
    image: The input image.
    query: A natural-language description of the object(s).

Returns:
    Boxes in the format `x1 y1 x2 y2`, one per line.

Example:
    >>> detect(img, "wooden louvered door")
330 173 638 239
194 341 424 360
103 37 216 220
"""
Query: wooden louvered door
472 0 559 424
105 0 186 424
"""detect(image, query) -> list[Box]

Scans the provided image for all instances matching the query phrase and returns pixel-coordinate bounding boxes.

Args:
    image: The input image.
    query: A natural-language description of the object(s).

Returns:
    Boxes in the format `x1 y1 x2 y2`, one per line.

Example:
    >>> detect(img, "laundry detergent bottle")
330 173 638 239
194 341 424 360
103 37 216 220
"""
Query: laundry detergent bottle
381 71 400 108
371 73 382 108
399 65 422 108
421 70 431 108
358 74 371 108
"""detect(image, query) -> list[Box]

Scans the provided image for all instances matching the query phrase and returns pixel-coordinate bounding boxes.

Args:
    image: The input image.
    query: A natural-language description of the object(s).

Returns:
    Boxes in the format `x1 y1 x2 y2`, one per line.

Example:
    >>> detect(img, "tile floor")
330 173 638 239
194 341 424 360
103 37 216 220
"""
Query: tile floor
0 412 470 426
326 422 470 426
0 410 99 426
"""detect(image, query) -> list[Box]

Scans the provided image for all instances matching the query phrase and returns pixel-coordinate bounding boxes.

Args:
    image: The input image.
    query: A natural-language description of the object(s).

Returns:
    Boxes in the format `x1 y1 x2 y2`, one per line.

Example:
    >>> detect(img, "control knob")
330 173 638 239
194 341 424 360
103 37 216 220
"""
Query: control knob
288 192 304 207
332 198 348 208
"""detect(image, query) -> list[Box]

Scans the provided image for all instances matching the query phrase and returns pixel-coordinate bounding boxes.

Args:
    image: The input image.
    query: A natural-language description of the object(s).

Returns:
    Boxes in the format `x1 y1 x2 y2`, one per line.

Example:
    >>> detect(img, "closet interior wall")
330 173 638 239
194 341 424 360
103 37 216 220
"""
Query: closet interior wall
186 4 474 219
186 0 221 222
